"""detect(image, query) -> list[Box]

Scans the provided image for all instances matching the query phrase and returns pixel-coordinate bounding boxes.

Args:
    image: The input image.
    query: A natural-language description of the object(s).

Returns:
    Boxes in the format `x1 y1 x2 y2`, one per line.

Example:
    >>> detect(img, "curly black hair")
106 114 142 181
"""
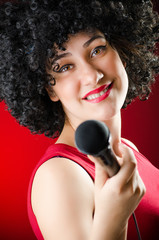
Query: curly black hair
0 0 159 137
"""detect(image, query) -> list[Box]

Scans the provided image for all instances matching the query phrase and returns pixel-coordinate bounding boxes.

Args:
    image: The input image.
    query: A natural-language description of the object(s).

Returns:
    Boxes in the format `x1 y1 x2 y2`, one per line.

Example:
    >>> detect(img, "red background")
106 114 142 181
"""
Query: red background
0 2 159 240
1 72 159 240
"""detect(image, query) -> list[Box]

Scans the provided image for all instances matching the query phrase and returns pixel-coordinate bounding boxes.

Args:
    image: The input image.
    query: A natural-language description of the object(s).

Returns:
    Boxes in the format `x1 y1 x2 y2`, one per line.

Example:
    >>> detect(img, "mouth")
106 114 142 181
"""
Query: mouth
82 82 113 103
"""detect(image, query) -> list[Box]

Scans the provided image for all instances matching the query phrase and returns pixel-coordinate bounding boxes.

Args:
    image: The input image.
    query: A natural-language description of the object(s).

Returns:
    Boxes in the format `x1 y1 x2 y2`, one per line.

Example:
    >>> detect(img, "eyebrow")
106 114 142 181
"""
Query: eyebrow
83 35 105 48
52 52 72 64
52 35 105 64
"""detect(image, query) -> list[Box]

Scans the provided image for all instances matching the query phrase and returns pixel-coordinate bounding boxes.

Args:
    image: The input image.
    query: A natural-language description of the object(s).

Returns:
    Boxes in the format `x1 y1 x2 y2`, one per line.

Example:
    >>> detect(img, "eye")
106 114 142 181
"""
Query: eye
91 45 106 58
59 64 73 73
53 64 73 73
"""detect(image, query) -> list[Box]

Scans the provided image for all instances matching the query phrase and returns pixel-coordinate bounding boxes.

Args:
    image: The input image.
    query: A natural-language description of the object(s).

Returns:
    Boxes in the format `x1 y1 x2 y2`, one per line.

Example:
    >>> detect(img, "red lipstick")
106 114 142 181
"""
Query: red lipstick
83 84 108 99
82 82 113 103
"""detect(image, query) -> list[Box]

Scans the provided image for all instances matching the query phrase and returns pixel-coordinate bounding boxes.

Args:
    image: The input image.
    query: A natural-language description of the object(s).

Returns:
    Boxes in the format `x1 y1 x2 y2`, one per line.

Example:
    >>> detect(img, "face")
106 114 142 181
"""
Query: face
47 31 128 128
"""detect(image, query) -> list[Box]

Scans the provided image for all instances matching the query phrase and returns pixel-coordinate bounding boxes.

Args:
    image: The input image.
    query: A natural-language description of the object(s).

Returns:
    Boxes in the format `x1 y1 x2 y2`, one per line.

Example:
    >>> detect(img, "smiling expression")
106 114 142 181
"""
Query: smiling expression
47 30 128 127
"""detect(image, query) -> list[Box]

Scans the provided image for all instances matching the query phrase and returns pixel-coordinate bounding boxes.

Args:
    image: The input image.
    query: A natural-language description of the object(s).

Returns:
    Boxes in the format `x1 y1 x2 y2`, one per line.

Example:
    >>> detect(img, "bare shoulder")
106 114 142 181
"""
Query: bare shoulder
122 138 139 152
31 157 94 240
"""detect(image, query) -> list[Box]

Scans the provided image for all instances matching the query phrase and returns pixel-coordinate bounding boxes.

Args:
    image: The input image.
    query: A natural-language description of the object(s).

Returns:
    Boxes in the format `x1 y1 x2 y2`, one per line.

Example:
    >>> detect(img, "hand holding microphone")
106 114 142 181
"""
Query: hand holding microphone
75 120 120 177
75 120 145 240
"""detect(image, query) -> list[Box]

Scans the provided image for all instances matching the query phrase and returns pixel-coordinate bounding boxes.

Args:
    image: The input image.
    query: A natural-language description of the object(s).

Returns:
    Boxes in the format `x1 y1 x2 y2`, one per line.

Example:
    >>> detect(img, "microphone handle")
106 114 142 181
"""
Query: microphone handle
97 146 120 177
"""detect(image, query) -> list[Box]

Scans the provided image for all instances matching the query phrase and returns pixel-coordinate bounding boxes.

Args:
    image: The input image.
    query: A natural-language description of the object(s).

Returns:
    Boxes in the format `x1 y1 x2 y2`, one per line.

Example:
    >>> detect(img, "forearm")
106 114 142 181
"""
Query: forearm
88 143 145 240
89 211 128 240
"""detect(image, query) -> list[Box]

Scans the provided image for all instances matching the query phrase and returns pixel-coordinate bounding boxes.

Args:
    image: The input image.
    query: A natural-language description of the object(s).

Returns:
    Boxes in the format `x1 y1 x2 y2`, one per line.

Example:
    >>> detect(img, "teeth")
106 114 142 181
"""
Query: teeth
87 87 108 100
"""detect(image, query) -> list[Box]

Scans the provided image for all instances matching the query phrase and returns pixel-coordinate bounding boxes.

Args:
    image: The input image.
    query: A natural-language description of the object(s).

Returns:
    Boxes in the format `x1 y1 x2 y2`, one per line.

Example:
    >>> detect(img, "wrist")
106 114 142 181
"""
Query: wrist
90 210 128 240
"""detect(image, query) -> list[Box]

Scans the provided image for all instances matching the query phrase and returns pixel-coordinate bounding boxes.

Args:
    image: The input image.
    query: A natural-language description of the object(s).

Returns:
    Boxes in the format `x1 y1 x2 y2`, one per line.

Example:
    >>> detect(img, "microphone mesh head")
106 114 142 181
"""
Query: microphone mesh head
75 120 110 155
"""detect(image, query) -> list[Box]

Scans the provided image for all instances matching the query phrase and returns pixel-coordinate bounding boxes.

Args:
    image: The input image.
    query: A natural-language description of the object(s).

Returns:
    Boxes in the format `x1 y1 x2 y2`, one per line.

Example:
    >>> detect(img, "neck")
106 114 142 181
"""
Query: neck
104 112 121 145
57 112 122 156
103 112 122 157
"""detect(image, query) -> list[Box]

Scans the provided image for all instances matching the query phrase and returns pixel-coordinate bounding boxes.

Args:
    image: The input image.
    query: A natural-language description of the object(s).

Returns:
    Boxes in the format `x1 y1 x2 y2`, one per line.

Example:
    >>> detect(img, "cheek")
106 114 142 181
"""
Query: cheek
109 54 128 86
105 55 128 94
98 52 120 74
54 77 79 102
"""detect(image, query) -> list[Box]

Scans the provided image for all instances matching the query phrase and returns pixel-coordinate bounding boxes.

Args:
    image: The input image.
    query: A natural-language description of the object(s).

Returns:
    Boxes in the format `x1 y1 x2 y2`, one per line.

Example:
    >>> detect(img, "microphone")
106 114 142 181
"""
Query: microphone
75 120 120 177
75 120 142 239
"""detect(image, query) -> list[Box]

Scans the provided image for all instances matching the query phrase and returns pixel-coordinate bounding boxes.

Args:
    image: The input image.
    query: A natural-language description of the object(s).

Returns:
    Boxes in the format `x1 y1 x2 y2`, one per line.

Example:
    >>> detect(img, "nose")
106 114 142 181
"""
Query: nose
96 71 104 84
79 62 104 86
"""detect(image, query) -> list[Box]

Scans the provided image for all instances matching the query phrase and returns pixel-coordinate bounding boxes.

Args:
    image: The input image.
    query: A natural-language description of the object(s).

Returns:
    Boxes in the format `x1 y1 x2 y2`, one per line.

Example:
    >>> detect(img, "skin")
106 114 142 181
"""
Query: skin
31 30 146 240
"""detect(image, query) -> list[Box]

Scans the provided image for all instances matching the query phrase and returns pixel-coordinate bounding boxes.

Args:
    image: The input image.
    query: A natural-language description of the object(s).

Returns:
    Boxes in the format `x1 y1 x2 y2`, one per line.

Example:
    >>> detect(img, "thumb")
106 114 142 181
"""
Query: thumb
88 155 109 190
113 141 123 159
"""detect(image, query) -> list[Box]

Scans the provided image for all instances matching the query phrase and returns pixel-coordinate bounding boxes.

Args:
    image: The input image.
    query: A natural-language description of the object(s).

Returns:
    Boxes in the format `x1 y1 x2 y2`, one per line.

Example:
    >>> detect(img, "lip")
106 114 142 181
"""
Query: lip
82 84 109 99
82 82 113 103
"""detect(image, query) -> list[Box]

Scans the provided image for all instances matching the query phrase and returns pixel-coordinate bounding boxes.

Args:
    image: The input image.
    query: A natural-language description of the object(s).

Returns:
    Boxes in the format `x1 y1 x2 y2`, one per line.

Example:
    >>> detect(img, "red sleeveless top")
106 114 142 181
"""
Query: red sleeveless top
27 141 159 240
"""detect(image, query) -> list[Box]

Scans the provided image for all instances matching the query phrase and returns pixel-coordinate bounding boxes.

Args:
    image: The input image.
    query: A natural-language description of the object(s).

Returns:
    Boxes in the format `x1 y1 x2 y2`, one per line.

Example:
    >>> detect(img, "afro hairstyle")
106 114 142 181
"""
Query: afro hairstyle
0 0 159 137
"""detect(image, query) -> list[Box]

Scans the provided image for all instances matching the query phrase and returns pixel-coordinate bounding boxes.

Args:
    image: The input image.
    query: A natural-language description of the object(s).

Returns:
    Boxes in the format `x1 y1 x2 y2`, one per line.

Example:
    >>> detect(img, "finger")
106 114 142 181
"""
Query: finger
123 171 146 208
128 171 146 198
113 141 123 159
114 144 137 188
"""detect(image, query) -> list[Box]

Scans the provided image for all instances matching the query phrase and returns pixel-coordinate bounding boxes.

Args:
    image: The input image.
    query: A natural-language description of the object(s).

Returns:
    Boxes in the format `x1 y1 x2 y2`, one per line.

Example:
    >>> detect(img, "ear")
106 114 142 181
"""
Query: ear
50 91 60 102
123 61 126 68
46 87 60 102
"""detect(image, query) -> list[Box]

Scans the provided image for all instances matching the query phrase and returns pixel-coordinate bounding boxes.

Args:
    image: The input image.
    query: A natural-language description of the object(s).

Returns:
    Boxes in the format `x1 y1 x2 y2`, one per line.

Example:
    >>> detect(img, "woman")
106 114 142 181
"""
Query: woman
0 0 159 239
